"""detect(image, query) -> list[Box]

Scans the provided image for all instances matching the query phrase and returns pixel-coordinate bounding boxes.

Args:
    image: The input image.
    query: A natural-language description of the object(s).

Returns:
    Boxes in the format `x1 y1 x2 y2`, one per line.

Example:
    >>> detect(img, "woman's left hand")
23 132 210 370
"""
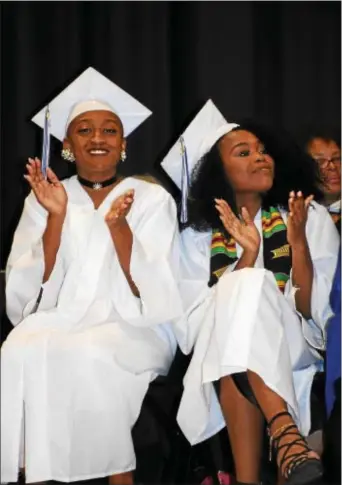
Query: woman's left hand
105 190 134 228
287 191 314 247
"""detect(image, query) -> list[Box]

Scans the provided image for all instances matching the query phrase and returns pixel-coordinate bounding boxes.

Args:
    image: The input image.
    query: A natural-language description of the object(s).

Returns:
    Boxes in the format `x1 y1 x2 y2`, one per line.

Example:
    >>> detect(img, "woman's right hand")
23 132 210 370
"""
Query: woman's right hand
24 158 68 216
215 198 261 256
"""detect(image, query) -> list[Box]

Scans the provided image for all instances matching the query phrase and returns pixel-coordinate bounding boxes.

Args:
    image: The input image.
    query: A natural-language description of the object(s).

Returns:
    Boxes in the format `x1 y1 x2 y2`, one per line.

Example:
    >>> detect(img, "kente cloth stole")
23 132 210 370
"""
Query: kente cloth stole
209 207 291 291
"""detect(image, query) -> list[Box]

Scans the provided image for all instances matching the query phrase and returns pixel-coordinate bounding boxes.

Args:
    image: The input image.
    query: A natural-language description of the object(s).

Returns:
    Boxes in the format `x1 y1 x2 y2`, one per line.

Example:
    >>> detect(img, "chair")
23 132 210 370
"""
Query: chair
133 349 194 484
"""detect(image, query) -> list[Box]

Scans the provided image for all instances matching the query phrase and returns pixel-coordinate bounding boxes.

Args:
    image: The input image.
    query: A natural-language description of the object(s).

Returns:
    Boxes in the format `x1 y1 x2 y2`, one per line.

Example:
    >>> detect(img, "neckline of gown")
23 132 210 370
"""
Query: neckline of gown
70 175 134 214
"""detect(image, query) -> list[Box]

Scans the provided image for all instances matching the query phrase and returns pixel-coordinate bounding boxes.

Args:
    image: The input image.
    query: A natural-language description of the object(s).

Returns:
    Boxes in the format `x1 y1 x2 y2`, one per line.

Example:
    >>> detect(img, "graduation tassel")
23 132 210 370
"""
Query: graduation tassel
180 136 190 224
41 105 51 179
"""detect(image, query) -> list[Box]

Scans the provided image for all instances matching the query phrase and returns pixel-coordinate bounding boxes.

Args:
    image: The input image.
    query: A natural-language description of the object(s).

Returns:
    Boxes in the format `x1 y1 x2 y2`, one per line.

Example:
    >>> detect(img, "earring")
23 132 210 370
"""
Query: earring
120 149 127 162
61 148 76 162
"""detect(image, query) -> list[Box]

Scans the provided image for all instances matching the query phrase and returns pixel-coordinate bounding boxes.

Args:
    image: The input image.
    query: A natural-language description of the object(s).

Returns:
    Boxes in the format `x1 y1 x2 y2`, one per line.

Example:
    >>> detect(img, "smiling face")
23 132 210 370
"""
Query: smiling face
63 110 126 178
218 129 275 195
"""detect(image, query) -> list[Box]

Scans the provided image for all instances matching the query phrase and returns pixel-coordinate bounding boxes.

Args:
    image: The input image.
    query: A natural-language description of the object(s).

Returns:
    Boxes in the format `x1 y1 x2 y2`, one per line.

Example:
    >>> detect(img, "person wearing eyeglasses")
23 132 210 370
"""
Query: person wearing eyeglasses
304 130 341 482
305 132 341 234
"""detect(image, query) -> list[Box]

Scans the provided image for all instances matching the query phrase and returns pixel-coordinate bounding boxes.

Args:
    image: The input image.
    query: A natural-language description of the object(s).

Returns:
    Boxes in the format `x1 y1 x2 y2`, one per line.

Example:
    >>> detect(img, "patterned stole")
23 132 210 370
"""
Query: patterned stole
209 207 292 291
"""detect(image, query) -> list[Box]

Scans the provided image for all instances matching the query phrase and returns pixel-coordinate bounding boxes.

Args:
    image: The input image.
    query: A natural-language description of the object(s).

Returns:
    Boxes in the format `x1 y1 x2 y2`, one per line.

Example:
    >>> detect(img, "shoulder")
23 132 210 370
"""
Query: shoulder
306 200 340 247
307 200 333 224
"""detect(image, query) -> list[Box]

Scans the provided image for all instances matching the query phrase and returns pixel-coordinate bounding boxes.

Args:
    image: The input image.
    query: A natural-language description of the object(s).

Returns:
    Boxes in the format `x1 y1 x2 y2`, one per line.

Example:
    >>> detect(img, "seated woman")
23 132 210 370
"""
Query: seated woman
304 130 341 234
161 100 339 485
1 68 183 485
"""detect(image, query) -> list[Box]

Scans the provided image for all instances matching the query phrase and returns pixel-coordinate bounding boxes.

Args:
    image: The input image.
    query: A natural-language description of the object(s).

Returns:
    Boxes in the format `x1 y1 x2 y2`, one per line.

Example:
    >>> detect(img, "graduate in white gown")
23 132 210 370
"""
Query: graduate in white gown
1 68 183 485
161 100 339 485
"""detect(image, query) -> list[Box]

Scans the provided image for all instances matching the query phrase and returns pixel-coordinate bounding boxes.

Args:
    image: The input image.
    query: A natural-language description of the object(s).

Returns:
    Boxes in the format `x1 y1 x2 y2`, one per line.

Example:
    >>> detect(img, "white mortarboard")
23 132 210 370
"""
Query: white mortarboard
161 99 238 222
32 67 152 141
31 67 152 178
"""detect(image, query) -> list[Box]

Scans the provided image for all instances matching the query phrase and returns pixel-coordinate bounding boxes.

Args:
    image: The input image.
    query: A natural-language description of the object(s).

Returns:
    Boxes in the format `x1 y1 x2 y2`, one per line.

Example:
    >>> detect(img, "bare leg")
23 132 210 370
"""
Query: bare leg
108 471 134 485
247 370 319 479
277 468 286 485
219 375 264 484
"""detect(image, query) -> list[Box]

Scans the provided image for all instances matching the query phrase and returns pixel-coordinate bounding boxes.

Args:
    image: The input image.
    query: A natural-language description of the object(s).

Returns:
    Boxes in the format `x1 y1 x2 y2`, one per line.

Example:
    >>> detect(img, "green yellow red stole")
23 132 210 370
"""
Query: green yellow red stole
209 207 291 292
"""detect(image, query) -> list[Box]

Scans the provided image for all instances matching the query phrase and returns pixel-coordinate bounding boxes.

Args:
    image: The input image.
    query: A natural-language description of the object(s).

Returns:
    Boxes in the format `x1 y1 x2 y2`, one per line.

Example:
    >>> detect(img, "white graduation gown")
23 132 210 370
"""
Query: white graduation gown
328 199 341 214
1 176 183 484
174 202 339 446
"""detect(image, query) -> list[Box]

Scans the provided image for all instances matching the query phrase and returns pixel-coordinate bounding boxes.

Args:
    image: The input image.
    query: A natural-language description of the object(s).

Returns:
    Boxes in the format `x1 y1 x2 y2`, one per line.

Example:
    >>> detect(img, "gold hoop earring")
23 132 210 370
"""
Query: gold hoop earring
61 148 75 162
120 149 127 162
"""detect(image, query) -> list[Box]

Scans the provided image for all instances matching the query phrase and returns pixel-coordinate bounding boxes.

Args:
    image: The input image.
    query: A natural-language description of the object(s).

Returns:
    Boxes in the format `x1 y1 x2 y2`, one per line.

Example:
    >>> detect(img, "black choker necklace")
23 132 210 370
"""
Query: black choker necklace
77 174 118 191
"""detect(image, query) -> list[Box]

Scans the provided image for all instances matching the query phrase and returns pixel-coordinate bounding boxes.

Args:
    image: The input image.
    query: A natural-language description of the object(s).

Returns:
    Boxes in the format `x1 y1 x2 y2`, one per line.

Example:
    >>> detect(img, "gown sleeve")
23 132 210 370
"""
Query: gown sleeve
5 191 66 326
109 185 183 327
171 228 214 354
284 202 340 350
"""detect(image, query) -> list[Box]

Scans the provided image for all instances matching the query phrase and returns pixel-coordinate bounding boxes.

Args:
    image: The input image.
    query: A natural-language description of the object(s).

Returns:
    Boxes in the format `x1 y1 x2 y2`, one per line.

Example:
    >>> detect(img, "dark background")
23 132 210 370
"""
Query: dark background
1 1 341 269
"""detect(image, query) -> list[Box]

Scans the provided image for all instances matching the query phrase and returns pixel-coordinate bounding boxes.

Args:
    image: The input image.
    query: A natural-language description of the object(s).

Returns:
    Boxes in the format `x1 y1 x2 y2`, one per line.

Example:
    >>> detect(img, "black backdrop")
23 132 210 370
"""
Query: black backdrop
1 1 341 268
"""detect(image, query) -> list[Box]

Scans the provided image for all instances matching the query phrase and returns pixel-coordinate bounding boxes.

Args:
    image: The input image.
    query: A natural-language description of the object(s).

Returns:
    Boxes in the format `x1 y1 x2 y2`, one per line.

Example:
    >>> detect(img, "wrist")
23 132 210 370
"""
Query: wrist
108 217 128 232
290 237 308 253
241 249 258 266
48 210 66 221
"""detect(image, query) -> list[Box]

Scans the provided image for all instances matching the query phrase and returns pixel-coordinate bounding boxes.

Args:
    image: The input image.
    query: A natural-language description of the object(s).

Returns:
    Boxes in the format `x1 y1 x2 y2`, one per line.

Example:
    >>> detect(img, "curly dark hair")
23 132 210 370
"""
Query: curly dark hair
184 120 324 232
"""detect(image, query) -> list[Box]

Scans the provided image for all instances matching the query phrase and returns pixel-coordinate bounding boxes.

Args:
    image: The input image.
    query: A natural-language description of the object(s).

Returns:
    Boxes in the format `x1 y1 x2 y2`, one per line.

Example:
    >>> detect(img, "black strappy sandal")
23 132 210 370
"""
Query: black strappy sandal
268 411 323 485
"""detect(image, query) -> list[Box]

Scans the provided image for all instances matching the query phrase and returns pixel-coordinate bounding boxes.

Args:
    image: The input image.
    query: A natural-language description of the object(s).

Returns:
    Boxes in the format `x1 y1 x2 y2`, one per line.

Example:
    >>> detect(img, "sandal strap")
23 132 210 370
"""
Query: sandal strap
268 410 292 429
278 439 311 473
268 420 314 479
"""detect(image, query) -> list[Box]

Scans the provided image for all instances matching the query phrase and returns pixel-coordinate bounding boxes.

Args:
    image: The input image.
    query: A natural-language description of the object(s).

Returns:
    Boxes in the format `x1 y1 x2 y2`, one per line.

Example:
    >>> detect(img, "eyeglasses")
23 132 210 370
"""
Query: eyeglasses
314 156 341 169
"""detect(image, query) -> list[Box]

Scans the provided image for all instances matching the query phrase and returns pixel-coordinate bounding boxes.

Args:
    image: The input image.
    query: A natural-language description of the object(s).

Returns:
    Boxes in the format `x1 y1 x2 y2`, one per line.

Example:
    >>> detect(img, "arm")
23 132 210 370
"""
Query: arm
234 251 257 271
108 219 139 297
42 212 66 283
6 160 68 325
107 186 183 327
291 240 313 319
215 200 261 273
24 159 68 284
6 192 66 325
285 202 340 349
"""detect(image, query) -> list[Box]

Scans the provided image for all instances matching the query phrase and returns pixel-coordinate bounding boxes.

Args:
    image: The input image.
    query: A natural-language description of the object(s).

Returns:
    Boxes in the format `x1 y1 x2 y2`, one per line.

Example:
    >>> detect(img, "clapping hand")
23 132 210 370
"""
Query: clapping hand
215 198 261 255
287 191 313 247
24 158 67 215
105 190 134 228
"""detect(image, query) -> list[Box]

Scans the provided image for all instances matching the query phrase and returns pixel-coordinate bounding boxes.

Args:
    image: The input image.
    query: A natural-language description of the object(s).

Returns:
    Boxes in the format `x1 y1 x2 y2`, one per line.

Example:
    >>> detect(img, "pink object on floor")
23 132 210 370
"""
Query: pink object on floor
217 470 233 485
200 476 214 485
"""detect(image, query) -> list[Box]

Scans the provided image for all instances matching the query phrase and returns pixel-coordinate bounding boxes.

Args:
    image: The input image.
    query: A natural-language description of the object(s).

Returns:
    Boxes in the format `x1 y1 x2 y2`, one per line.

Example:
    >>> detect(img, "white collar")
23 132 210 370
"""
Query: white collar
329 199 341 213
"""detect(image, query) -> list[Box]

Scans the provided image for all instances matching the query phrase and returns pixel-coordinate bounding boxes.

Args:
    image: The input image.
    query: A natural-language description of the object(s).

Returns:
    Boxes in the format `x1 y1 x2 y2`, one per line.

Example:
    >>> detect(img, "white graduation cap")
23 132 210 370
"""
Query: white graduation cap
161 99 238 222
31 67 152 178
32 67 152 142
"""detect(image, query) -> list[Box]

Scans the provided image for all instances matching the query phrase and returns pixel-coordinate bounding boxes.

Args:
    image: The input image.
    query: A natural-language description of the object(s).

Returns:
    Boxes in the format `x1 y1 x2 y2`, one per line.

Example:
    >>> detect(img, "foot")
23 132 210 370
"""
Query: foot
268 411 322 483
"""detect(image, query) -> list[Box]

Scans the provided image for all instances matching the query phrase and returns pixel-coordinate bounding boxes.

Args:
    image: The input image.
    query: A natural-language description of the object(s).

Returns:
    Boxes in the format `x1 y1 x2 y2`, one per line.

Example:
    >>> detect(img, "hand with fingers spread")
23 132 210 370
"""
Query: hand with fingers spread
215 198 261 255
24 158 68 216
287 191 314 247
105 190 134 228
